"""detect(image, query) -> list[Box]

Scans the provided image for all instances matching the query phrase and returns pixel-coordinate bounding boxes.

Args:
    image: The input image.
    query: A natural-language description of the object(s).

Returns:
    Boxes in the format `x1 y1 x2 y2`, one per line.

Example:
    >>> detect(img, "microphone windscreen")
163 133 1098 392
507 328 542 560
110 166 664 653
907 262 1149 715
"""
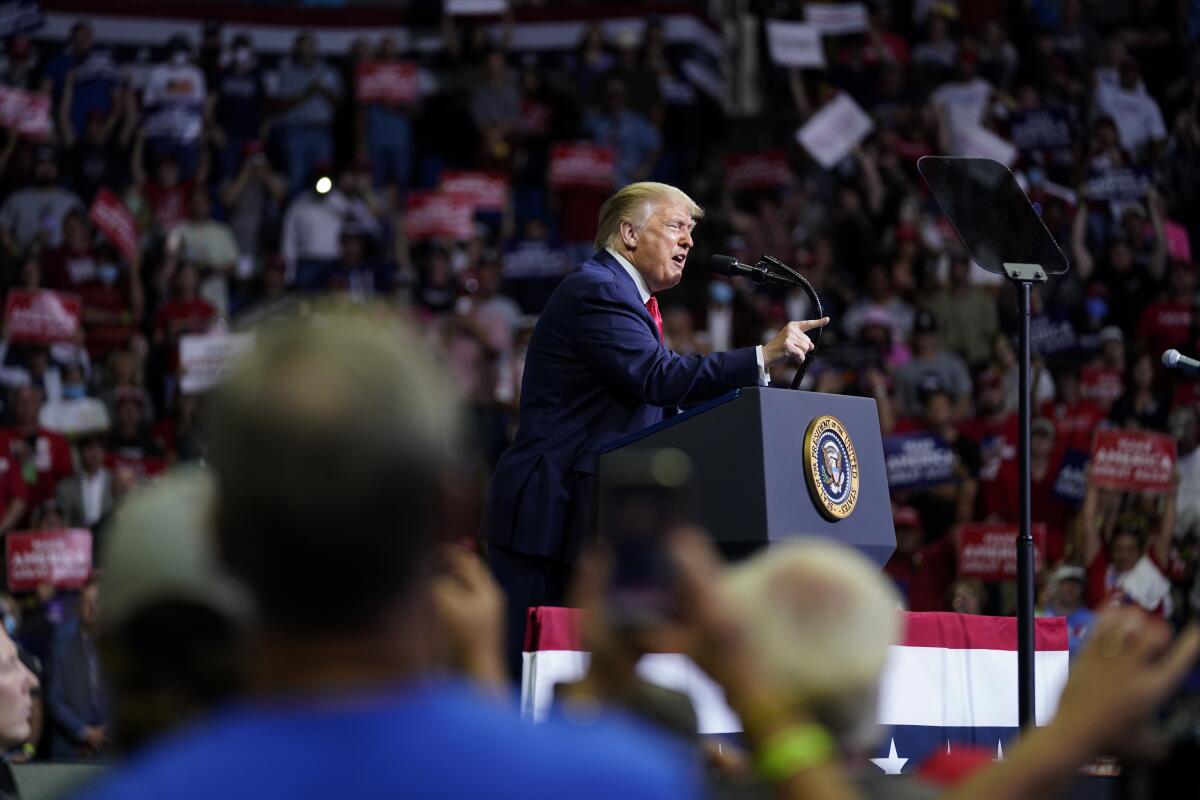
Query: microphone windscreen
708 254 739 276
1164 349 1181 368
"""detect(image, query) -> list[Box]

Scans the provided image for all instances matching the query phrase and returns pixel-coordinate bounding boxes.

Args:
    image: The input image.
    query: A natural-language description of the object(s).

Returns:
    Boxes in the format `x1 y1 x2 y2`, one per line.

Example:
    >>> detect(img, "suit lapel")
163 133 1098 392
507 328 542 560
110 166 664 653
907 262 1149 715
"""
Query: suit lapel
592 250 660 342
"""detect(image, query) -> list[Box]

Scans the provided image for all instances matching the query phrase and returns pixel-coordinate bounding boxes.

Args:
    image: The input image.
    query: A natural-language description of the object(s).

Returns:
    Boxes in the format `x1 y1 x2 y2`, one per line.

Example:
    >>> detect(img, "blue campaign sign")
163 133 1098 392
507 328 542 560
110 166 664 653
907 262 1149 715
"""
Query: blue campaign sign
883 433 957 491
1010 108 1072 155
1052 448 1088 507
1083 167 1151 202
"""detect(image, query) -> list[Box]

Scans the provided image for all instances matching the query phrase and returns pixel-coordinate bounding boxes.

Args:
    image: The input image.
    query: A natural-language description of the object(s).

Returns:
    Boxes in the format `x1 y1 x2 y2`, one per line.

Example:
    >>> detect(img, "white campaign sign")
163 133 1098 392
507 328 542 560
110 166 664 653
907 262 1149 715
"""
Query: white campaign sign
951 123 1017 167
765 20 826 68
180 333 255 395
804 2 869 35
796 92 874 169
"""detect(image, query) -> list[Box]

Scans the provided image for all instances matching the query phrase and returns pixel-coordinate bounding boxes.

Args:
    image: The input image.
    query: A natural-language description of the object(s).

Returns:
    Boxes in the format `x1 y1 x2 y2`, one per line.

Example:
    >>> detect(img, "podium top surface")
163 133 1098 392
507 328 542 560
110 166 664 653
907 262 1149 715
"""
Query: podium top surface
601 389 741 453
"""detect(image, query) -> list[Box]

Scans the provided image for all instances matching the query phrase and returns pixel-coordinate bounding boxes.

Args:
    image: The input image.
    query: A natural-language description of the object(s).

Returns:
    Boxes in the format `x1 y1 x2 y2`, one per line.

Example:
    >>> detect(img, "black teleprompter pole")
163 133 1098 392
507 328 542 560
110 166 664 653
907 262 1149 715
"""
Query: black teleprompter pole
1015 276 1037 730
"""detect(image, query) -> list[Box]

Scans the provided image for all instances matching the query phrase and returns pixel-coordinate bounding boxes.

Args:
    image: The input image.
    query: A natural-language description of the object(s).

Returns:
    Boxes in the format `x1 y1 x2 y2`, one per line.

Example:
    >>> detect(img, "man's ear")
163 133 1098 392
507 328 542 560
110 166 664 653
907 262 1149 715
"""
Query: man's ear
619 219 638 250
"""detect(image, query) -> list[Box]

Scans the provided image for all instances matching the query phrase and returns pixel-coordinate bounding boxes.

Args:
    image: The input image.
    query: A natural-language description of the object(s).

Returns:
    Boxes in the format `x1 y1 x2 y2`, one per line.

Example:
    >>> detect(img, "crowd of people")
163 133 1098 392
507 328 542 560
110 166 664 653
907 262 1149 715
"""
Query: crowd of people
0 310 1185 800
0 0 1193 787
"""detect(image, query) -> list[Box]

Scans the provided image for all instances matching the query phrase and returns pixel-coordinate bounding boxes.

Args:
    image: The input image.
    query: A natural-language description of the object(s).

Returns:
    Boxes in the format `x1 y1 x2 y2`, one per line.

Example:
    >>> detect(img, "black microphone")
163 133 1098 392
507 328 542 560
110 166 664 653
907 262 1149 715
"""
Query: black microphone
1163 349 1200 375
708 254 793 286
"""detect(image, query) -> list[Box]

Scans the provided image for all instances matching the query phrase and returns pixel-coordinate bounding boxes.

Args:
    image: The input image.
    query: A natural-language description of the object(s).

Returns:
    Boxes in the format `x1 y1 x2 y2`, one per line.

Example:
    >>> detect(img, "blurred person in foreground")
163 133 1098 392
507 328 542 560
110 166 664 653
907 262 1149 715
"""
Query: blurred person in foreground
0 624 38 797
484 181 830 676
79 313 706 799
97 466 249 752
722 539 1200 799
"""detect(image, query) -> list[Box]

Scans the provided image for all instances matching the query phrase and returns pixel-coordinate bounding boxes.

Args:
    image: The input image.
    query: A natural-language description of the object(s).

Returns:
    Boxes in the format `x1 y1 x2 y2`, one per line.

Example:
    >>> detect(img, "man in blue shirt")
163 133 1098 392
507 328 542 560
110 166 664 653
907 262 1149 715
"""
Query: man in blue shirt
79 314 701 800
1041 564 1096 659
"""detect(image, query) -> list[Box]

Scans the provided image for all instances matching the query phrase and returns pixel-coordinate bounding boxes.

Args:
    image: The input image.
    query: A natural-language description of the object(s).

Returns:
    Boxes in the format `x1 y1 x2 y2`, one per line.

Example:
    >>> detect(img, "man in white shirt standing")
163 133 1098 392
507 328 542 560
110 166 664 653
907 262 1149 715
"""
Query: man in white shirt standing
1093 58 1166 163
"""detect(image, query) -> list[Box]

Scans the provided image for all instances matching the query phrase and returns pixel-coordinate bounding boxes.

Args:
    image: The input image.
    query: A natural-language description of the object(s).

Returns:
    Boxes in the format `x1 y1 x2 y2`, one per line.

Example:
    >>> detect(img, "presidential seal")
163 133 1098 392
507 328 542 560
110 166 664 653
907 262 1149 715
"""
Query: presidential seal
803 415 859 521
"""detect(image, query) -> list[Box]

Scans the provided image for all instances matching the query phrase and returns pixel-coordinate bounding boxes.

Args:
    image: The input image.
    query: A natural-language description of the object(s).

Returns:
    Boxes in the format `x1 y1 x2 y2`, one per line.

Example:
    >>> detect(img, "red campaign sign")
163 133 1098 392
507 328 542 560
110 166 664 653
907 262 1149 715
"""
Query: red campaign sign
1089 429 1177 492
88 187 141 265
405 191 476 242
1080 365 1123 410
5 529 93 592
723 151 793 191
0 86 51 140
957 522 1046 582
356 61 420 105
548 142 616 191
439 170 509 212
4 289 82 345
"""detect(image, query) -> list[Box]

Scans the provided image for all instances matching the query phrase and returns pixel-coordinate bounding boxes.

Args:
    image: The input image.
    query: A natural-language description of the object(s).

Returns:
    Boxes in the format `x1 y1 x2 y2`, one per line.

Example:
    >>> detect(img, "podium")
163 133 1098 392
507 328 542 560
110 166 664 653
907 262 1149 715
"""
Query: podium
597 387 895 567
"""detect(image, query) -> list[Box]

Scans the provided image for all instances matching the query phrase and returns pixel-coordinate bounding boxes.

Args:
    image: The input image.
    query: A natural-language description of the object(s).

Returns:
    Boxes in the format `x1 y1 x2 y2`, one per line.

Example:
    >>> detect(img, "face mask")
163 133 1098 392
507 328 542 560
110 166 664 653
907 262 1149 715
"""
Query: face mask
97 263 119 285
62 384 86 400
709 281 734 304
3 614 15 636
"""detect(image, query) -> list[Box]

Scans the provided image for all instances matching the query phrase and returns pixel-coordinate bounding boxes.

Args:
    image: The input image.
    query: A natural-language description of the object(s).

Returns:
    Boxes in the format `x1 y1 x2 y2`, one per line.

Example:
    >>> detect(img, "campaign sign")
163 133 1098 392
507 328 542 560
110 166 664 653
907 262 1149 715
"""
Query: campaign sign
4 289 82 345
356 62 420 105
1052 449 1089 506
0 86 50 139
1080 366 1123 410
950 123 1016 167
0 1 43 38
445 0 506 14
405 191 476 242
796 93 873 169
1009 109 1072 155
804 2 868 35
179 332 255 395
1083 168 1151 202
724 151 793 191
883 433 957 491
88 188 141 265
439 170 509 212
549 142 616 191
6 529 92 592
1089 429 1177 493
957 522 1046 582
765 20 826 68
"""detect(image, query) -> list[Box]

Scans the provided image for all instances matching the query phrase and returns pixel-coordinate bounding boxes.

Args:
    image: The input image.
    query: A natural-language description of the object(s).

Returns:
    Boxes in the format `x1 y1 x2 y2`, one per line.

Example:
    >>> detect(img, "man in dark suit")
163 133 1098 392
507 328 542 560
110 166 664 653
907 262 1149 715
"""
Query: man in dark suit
46 577 110 758
483 181 828 673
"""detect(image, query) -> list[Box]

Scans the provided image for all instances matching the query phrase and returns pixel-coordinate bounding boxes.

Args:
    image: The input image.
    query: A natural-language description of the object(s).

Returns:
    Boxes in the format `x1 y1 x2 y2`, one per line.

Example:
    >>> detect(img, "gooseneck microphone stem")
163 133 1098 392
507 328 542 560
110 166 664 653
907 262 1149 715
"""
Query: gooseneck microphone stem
707 254 824 391
759 257 825 390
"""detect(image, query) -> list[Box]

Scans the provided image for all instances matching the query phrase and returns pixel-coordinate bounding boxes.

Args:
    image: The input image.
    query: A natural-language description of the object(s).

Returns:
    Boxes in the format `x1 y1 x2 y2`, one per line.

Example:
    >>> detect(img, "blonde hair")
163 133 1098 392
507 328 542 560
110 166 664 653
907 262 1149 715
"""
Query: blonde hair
721 539 902 753
594 182 703 251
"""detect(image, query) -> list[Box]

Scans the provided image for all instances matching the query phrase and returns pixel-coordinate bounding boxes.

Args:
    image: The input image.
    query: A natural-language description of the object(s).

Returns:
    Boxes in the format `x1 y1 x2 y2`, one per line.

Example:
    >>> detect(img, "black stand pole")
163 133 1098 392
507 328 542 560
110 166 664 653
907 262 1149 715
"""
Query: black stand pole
1007 263 1046 731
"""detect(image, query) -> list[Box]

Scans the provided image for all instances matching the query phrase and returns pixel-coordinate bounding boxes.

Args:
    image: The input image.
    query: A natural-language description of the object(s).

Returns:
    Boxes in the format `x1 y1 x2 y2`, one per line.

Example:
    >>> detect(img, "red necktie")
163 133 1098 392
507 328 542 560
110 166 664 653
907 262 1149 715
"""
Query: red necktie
645 296 663 343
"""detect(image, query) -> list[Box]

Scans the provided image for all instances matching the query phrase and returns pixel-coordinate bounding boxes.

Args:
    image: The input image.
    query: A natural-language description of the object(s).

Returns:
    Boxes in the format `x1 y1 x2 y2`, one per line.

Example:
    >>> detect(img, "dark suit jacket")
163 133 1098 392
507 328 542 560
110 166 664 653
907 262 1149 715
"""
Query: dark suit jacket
484 249 759 563
46 620 110 758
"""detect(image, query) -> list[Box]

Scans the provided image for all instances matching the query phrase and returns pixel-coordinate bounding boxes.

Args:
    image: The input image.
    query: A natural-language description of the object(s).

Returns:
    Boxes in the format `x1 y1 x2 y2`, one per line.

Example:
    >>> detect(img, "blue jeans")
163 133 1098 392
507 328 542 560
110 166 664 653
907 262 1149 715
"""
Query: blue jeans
281 126 333 197
366 107 412 191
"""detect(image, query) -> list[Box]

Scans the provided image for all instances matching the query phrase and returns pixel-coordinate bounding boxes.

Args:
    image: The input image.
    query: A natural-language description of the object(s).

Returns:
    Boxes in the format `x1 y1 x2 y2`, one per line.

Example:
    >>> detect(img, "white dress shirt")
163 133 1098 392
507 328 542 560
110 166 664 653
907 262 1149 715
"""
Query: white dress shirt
605 247 769 385
80 468 109 527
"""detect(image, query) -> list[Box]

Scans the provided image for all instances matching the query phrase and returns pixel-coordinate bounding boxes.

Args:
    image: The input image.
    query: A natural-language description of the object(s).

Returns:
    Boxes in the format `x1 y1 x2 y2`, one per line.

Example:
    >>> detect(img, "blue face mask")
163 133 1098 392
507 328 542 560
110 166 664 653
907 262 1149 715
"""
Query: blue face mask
709 281 734 304
62 384 86 400
97 263 119 285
